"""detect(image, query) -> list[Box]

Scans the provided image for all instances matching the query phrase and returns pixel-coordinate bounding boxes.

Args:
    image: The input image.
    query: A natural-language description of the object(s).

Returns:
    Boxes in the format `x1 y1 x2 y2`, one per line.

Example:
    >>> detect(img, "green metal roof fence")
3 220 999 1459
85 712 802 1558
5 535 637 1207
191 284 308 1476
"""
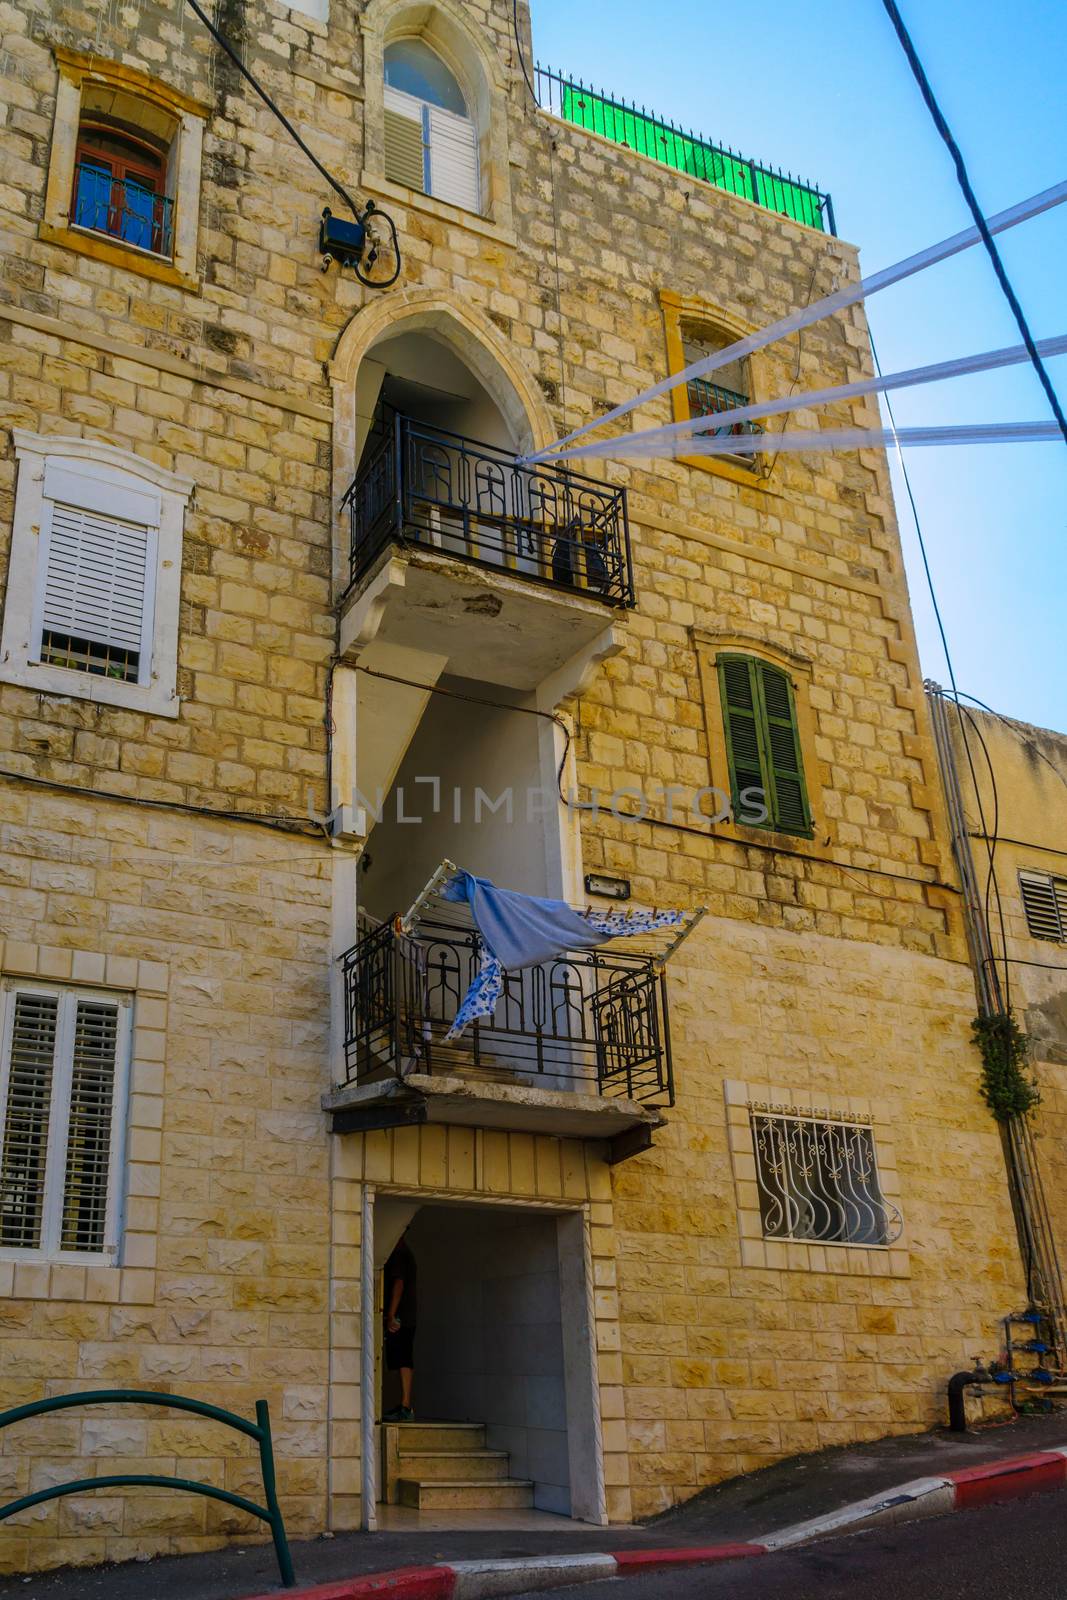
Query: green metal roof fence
535 66 835 235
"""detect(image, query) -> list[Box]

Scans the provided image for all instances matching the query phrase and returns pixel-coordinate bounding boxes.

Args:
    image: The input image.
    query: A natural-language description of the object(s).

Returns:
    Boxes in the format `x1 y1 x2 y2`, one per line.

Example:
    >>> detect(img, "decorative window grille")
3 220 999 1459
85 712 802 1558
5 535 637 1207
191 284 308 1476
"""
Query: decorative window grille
0 984 130 1260
750 1109 902 1247
1019 870 1067 942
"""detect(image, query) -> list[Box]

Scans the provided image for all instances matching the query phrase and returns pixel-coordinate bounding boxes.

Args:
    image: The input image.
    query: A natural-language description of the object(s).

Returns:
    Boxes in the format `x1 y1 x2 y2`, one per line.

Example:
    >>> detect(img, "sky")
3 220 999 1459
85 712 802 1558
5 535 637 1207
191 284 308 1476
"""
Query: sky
529 0 1067 730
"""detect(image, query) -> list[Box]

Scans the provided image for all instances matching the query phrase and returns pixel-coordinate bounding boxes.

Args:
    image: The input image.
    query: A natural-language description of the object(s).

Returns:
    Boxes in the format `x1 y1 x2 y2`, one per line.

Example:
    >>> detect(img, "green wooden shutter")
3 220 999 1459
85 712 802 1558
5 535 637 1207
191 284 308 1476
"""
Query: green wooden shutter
384 98 427 193
756 662 811 834
718 656 767 824
718 654 811 835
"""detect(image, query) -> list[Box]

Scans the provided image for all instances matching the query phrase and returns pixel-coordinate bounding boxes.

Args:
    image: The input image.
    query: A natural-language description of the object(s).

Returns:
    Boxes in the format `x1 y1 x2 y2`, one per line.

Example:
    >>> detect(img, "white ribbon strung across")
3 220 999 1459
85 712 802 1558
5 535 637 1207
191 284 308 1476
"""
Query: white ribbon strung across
588 420 1060 460
521 177 1067 465
551 334 1067 463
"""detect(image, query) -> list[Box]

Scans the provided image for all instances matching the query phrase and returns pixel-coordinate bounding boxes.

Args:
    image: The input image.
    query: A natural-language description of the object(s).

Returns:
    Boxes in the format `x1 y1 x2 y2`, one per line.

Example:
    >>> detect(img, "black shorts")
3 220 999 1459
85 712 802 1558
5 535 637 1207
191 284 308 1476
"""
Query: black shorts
385 1325 415 1370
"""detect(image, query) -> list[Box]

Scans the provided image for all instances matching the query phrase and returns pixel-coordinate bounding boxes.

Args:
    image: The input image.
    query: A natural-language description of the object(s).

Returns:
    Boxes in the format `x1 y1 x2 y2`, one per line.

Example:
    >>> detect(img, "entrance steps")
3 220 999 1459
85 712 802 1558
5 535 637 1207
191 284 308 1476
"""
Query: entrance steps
383 1420 534 1510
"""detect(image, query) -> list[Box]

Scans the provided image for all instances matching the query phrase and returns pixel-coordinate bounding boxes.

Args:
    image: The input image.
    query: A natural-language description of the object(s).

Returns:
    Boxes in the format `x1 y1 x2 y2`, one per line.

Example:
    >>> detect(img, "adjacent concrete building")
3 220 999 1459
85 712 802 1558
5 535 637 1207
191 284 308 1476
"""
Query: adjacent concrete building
0 0 1033 1574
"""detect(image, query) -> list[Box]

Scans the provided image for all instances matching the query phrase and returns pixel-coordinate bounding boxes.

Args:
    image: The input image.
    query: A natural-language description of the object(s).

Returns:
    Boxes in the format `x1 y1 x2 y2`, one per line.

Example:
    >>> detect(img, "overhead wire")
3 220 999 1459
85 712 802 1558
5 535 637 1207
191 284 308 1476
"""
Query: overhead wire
181 0 400 285
871 333 1010 1006
880 0 1067 448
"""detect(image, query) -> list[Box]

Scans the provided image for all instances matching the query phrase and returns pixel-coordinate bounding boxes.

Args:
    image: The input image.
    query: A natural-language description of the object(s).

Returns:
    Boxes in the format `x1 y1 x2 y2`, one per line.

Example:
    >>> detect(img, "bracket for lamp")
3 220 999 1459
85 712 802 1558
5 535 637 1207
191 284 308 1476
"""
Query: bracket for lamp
319 202 401 288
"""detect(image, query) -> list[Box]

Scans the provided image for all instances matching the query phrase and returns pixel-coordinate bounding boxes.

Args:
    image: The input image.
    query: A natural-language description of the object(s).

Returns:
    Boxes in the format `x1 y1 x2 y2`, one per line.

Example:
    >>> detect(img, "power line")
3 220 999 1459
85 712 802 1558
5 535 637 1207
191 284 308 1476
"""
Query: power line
181 0 400 286
880 0 1067 447
872 334 1010 1004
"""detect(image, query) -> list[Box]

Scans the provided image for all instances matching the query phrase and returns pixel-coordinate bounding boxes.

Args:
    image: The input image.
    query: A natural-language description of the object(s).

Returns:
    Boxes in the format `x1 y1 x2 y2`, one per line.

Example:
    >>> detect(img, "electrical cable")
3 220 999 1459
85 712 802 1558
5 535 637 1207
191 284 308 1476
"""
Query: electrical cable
871 332 1011 1005
0 765 329 838
511 0 538 106
181 0 400 287
351 666 956 894
880 0 1067 448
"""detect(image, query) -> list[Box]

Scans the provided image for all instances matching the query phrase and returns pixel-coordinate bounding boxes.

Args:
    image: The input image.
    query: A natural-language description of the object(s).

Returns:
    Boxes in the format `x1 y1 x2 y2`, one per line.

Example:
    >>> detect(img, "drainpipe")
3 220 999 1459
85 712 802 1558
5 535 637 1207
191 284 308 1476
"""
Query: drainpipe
926 683 1067 1369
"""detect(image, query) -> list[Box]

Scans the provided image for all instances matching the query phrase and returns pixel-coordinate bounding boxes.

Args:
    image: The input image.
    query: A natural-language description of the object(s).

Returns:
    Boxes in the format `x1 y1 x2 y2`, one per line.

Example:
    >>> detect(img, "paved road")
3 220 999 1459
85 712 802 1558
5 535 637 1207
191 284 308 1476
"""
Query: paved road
509 1495 1067 1600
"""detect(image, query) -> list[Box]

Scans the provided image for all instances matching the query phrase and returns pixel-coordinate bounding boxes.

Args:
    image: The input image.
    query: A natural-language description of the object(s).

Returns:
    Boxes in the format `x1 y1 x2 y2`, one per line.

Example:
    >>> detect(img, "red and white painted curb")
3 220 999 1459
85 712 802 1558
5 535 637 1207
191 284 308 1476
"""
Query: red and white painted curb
242 1446 1067 1600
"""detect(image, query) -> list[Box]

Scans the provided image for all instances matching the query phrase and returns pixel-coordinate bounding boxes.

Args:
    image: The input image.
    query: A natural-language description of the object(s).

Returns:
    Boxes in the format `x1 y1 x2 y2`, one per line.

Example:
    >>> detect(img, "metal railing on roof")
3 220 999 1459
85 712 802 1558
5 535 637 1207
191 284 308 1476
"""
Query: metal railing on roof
534 65 835 236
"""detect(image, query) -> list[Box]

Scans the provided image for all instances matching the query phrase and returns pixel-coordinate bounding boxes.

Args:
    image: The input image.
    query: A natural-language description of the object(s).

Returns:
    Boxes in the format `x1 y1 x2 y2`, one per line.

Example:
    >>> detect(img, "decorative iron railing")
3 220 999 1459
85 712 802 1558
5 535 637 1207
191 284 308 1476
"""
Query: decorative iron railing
535 65 835 236
342 414 635 605
340 918 673 1106
686 378 764 457
72 162 174 257
751 1111 903 1247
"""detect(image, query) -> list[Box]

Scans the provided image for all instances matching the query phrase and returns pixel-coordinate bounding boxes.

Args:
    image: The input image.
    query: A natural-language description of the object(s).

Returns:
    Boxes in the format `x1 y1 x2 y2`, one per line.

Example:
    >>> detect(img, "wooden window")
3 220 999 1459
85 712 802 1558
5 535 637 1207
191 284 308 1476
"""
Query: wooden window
718 654 811 836
73 125 173 257
384 40 480 213
0 983 130 1261
1019 870 1067 942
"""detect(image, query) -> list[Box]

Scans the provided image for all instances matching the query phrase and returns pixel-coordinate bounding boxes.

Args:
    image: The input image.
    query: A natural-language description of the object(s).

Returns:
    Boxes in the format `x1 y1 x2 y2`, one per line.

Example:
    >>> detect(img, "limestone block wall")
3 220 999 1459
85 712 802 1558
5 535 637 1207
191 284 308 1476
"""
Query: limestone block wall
606 918 1022 1519
0 783 334 1573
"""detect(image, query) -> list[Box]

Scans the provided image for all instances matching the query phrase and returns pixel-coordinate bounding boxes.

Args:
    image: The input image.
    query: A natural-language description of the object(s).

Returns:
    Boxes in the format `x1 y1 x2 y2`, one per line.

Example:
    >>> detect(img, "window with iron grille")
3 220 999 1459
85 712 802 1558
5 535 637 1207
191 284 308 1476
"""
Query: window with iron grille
750 1109 902 1247
0 983 131 1261
718 653 811 835
1019 870 1067 942
681 323 762 466
73 124 174 258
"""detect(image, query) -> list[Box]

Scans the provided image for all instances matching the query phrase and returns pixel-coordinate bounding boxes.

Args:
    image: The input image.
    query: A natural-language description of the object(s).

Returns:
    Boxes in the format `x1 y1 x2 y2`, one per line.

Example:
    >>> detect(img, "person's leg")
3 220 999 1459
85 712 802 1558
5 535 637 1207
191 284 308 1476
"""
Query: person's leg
400 1365 413 1410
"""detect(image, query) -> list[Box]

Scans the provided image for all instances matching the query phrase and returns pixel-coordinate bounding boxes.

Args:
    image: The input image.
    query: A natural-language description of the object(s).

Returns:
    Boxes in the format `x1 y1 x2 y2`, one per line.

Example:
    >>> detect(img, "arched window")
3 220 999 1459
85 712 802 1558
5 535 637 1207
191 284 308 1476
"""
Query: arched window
384 37 480 213
73 123 173 257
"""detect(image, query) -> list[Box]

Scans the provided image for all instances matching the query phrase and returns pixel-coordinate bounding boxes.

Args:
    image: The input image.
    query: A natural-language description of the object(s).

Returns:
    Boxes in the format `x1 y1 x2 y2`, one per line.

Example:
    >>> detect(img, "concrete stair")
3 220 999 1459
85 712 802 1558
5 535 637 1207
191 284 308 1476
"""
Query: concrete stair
383 1420 534 1510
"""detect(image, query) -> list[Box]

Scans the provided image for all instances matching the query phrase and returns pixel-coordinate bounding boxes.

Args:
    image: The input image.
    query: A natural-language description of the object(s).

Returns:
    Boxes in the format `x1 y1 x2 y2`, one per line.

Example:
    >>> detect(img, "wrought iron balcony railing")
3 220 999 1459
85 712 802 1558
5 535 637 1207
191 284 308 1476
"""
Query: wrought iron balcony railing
687 377 763 436
72 162 174 257
340 918 673 1106
342 415 635 605
535 65 835 236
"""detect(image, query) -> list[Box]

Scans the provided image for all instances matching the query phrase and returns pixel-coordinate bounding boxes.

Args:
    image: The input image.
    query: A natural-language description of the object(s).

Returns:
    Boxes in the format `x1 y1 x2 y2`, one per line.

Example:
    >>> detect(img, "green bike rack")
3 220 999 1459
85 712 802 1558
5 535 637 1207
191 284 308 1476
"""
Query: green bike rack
0 1389 295 1588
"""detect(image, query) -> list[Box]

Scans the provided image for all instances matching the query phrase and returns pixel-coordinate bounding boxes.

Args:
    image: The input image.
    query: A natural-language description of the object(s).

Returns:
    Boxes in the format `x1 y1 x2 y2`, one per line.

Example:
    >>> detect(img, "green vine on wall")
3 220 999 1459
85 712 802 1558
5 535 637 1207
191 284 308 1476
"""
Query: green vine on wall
971 1010 1040 1122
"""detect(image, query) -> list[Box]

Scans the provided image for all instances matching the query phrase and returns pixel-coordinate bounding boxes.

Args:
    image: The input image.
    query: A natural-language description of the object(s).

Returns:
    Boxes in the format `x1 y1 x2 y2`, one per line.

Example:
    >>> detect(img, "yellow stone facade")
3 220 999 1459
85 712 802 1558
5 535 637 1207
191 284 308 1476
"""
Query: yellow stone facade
0 0 1028 1573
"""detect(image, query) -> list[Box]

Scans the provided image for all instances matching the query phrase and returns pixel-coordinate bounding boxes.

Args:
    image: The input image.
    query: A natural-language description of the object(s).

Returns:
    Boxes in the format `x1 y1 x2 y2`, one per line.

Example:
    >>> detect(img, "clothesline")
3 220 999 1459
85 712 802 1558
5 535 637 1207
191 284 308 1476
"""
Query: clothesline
521 176 1067 465
549 334 1067 463
570 420 1061 461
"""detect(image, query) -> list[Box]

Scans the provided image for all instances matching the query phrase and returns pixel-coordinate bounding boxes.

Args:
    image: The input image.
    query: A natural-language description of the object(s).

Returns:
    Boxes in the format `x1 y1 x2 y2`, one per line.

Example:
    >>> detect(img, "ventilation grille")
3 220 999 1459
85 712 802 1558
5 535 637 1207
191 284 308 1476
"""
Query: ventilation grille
1020 871 1067 942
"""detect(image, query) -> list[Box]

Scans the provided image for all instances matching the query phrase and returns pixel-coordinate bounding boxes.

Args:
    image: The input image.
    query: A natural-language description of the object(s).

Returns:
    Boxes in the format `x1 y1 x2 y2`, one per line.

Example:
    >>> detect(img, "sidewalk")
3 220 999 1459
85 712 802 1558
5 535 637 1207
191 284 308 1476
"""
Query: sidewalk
4 1414 1065 1600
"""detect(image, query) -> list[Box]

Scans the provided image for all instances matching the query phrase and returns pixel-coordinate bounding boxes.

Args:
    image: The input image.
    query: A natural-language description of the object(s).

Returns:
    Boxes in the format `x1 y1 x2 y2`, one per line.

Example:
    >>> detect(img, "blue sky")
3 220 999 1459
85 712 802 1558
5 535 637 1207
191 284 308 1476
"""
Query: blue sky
530 0 1067 730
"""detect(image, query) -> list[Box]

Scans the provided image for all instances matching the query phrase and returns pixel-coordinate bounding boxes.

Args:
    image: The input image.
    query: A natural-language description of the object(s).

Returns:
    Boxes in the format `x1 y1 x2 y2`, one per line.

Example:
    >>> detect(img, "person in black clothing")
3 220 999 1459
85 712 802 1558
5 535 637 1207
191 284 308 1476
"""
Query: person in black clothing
382 1230 417 1422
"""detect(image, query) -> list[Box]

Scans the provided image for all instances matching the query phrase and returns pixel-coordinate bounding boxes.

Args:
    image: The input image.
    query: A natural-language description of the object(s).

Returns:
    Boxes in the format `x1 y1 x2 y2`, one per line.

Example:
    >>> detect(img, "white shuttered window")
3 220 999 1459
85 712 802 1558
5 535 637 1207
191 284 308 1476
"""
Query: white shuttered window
33 462 159 685
0 983 130 1261
383 43 480 214
1 432 191 716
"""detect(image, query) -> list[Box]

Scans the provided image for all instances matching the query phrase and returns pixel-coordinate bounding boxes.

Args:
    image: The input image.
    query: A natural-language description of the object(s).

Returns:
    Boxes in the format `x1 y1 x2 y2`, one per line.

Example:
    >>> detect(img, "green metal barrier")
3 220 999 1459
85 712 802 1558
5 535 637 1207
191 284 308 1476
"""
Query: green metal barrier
0 1389 295 1588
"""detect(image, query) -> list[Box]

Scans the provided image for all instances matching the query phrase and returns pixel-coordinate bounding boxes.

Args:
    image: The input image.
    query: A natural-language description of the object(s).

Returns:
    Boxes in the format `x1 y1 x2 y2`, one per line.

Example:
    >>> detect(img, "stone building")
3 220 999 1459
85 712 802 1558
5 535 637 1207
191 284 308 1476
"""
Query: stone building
929 692 1067 1332
0 0 1029 1574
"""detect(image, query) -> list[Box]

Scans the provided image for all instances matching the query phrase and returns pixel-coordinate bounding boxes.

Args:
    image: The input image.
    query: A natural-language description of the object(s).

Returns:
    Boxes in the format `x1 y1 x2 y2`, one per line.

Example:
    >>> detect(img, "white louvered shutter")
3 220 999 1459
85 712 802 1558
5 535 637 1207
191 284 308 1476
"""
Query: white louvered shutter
41 502 151 667
60 1000 121 1254
0 985 129 1259
427 103 480 212
1019 871 1066 941
0 992 59 1250
384 85 427 192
